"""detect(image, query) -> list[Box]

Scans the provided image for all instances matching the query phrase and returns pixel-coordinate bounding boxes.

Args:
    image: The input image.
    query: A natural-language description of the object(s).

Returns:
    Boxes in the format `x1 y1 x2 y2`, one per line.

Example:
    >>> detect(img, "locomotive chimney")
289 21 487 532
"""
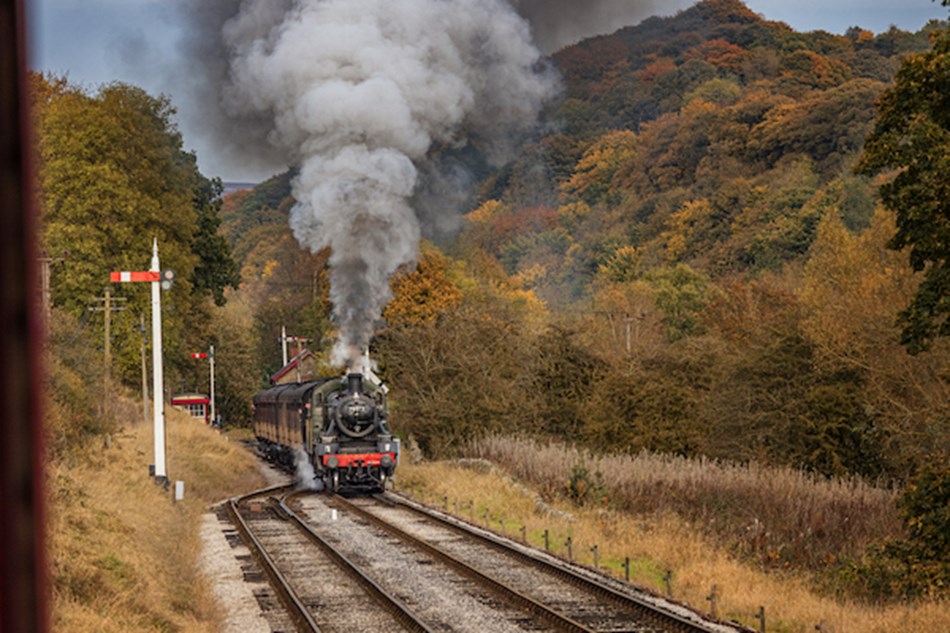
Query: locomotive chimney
346 372 364 395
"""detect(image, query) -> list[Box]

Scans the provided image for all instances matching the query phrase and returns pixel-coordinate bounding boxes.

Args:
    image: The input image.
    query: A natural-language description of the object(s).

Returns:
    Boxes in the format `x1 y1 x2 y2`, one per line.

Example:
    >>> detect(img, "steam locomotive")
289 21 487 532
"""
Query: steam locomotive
252 372 399 492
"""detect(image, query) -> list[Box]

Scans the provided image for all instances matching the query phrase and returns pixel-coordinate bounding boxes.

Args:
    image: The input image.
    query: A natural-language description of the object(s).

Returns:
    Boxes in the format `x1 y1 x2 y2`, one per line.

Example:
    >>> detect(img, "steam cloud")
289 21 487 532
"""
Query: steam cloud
294 447 322 490
195 0 558 368
173 1 677 369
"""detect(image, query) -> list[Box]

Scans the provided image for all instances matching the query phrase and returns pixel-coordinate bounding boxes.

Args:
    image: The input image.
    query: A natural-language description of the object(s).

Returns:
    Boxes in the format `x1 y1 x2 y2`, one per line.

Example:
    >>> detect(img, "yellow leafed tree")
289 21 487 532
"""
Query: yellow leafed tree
384 245 462 326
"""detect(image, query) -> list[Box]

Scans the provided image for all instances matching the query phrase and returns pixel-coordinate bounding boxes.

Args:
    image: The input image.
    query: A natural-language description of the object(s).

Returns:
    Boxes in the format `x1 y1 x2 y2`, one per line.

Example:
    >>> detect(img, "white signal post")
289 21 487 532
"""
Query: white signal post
150 239 166 482
111 239 170 484
194 347 216 425
210 344 216 425
281 325 288 367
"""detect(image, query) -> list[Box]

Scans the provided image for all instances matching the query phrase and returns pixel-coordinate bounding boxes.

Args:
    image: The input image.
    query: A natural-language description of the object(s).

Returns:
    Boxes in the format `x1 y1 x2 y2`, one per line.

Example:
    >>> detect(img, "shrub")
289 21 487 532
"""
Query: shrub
826 459 950 602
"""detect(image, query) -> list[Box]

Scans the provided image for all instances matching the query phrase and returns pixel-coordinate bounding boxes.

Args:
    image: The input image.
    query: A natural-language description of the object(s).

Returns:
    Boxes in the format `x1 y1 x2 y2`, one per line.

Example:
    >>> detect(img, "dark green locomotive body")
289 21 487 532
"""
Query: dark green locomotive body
252 373 398 492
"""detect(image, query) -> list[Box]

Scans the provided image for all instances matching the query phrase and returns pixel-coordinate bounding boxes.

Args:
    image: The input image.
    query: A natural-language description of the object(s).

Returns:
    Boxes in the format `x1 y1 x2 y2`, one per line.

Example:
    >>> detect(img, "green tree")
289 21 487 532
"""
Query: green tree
34 76 238 383
191 175 241 306
857 16 950 353
533 326 605 440
647 264 710 340
843 461 950 601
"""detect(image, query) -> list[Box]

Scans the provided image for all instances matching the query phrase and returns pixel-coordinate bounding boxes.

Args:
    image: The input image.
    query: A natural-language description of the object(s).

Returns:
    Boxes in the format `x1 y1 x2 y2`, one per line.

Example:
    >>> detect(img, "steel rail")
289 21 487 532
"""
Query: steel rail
377 493 747 633
330 494 596 633
279 492 433 633
228 486 322 633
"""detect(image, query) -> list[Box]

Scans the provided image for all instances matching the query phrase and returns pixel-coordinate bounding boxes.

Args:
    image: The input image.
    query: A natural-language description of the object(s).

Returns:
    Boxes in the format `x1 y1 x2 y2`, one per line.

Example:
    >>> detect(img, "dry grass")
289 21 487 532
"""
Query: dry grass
47 397 266 632
396 459 950 633
468 435 902 569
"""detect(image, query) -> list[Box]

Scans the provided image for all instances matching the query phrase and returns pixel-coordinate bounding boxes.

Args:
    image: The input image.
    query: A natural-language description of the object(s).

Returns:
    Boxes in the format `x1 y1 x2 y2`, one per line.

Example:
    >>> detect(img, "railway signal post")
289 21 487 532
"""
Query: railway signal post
111 239 173 484
191 345 216 425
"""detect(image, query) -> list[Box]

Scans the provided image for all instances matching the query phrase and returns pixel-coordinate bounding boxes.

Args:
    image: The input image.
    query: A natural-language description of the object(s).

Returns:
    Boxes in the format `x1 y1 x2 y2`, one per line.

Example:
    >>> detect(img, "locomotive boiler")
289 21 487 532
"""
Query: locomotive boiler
252 372 399 492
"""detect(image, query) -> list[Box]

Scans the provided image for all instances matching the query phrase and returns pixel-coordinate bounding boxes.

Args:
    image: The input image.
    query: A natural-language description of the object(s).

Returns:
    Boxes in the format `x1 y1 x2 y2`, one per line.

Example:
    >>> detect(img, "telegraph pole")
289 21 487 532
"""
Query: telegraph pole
38 251 66 322
89 288 126 417
104 287 111 370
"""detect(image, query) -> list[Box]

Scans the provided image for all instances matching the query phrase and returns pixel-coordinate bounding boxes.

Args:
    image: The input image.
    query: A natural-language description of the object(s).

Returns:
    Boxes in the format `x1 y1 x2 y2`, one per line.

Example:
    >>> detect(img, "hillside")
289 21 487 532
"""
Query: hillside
219 0 948 481
473 0 942 304
31 0 949 617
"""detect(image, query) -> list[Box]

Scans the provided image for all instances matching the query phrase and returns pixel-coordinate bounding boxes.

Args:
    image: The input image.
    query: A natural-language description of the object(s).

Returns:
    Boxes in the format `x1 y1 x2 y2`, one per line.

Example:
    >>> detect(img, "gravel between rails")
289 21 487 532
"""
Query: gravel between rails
357 494 751 633
241 503 406 632
294 494 558 633
347 497 666 633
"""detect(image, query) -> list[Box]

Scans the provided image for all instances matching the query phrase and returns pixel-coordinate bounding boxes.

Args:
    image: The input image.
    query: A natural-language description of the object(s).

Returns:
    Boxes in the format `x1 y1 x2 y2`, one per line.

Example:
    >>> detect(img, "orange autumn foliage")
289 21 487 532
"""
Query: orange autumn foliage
385 247 462 326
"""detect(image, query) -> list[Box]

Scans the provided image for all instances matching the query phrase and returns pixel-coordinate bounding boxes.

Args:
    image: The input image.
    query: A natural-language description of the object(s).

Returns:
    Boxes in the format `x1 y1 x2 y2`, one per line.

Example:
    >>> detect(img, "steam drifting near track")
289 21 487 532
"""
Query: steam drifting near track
207 0 558 369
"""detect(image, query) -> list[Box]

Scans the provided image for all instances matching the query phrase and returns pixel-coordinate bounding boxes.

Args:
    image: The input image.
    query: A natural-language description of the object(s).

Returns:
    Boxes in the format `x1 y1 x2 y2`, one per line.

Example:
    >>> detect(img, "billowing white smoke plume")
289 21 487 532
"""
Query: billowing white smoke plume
294 447 322 491
215 0 558 368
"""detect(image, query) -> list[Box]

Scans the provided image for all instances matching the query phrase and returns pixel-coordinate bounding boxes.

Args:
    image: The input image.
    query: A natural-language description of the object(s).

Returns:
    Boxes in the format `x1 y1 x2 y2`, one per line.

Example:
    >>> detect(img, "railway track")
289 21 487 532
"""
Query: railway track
228 485 750 633
325 493 749 633
227 486 431 632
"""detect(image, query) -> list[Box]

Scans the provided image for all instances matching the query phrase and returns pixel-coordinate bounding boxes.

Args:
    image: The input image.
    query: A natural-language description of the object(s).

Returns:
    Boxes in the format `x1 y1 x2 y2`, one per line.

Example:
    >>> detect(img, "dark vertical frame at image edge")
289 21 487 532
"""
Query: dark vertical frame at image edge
1 0 48 631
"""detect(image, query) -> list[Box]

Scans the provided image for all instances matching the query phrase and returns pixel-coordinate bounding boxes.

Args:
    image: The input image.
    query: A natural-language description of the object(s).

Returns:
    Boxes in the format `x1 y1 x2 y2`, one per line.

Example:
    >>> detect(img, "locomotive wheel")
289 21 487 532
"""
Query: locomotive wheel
331 470 340 493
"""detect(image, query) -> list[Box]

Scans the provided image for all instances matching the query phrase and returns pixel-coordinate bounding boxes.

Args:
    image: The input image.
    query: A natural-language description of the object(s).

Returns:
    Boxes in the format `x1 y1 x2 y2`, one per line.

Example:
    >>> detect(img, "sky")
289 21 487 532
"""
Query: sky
27 0 950 182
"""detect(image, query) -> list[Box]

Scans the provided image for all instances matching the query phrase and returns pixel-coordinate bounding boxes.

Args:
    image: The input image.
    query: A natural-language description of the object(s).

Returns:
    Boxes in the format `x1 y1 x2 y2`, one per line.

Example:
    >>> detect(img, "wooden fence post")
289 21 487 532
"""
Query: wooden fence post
706 584 719 620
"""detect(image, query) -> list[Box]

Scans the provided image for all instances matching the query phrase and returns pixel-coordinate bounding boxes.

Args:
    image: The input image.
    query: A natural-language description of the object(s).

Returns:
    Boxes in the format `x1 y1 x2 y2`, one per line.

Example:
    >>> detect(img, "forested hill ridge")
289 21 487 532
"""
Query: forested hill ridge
224 0 945 306
224 0 943 300
474 0 944 304
221 0 947 486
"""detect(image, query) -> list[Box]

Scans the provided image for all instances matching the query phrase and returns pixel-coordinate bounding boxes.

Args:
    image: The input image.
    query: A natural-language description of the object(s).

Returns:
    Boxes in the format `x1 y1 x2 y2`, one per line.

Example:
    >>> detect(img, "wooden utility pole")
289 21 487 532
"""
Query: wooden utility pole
104 286 111 370
37 253 65 322
89 289 126 417
89 289 126 366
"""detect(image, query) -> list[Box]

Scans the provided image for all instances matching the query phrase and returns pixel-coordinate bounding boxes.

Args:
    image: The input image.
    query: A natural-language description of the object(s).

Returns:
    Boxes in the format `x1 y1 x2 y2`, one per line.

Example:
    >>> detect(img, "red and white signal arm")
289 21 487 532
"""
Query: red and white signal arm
191 353 208 359
110 269 174 288
110 271 160 283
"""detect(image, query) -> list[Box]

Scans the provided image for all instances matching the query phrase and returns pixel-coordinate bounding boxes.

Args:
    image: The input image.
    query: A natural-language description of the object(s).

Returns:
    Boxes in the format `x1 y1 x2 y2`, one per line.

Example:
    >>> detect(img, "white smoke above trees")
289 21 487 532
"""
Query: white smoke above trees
209 0 558 368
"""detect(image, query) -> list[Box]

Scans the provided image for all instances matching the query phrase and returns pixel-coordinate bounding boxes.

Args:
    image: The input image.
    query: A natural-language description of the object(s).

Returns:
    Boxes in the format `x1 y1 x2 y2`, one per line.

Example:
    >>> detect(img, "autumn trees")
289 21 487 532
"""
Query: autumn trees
33 75 240 419
858 17 950 354
371 0 947 483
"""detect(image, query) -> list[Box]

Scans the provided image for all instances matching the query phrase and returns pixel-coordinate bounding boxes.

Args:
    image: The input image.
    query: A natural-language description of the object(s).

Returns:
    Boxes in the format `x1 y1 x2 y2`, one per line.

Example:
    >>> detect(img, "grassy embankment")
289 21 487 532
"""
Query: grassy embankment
47 398 266 633
396 436 949 633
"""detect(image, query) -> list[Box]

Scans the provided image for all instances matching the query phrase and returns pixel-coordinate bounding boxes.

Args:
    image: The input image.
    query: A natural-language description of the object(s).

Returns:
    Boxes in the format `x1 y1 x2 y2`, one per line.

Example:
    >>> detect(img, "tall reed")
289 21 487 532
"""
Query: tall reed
467 435 902 568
